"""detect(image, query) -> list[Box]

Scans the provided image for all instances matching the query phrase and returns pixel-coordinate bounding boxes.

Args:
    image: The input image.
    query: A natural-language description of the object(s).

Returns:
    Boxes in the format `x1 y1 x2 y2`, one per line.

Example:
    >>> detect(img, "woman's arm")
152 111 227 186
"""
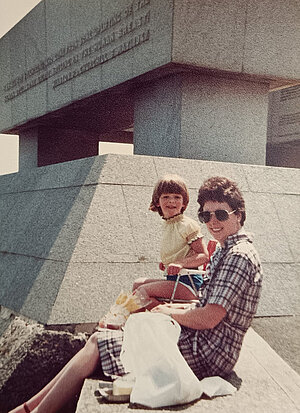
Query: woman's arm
152 303 226 330
167 237 209 275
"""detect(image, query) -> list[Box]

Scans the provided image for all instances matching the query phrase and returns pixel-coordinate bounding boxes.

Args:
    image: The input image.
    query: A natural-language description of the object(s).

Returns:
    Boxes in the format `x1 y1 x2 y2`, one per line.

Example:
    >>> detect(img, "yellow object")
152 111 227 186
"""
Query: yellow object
115 292 128 305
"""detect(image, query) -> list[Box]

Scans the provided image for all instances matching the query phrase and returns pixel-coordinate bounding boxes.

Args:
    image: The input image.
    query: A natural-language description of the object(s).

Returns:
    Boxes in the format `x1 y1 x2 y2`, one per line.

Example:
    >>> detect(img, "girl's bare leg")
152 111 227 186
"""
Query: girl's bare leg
132 277 161 291
137 281 197 310
10 334 100 413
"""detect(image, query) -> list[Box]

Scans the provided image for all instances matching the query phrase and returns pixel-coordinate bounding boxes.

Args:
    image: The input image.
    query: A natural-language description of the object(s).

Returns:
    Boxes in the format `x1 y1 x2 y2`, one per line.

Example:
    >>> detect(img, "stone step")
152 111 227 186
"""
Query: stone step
76 328 300 412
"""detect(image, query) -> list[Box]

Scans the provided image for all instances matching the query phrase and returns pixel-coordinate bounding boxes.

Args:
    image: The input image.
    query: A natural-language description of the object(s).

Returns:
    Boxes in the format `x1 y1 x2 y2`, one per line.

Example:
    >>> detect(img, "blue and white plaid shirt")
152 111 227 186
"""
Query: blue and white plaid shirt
177 229 263 379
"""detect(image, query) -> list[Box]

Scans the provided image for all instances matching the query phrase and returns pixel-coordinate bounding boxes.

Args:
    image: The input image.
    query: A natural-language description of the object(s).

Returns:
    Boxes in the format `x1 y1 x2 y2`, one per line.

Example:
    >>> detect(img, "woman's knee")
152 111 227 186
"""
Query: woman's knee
78 333 100 376
86 333 99 349
82 333 100 362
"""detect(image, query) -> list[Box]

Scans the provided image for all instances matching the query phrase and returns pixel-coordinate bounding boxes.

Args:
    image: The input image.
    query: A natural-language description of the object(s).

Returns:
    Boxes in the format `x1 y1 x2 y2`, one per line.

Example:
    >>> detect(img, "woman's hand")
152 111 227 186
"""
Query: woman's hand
167 263 183 275
151 303 191 316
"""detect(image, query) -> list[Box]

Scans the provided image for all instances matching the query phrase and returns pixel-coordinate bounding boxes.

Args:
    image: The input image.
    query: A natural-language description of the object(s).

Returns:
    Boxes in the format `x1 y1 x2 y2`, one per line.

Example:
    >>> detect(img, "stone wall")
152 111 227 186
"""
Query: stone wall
0 154 299 326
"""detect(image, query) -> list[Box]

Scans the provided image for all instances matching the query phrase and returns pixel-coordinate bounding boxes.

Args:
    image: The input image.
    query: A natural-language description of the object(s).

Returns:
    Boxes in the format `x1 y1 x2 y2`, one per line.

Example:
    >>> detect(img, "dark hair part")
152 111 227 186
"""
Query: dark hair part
197 176 246 226
150 175 189 216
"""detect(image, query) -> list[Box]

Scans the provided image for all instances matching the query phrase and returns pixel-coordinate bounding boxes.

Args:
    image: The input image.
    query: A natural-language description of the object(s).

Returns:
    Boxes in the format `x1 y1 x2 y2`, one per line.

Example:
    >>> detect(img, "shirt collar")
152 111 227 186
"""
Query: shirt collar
162 213 183 224
223 227 253 249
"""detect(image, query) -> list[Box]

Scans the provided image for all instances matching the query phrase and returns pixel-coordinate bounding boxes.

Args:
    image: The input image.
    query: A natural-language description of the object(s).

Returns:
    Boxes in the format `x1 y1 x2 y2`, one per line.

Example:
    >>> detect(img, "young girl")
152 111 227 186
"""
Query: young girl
132 175 209 308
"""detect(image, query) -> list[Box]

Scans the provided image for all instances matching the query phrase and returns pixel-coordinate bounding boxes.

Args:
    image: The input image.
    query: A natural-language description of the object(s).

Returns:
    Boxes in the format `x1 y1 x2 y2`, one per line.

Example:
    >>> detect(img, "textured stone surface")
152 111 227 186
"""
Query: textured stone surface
0 154 299 324
172 0 300 80
0 317 87 412
179 74 269 164
75 328 300 413
252 316 300 376
134 73 269 164
1 0 299 136
0 0 173 133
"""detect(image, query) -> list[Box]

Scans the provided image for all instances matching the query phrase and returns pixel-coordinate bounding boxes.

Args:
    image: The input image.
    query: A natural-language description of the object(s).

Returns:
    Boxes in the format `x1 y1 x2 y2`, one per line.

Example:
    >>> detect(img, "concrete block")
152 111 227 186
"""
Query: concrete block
243 192 294 264
0 36 12 131
47 262 159 324
134 75 182 157
257 263 300 317
23 2 48 120
180 74 269 164
0 252 68 320
172 0 246 72
0 186 88 261
243 1 300 80
271 193 300 262
69 184 137 263
153 156 249 192
9 19 27 127
0 154 157 193
134 73 269 164
122 185 161 261
100 0 173 91
243 163 300 195
45 0 73 109
1 0 299 140
19 129 38 170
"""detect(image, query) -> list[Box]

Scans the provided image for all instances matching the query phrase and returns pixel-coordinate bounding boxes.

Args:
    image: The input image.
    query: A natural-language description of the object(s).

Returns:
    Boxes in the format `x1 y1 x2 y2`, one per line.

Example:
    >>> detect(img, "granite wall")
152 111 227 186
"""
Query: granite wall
0 154 299 326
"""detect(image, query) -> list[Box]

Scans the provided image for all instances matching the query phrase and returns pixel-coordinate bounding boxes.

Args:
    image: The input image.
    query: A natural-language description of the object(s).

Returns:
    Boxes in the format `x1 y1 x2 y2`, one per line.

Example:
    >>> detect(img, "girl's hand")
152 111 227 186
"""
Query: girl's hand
167 263 182 275
159 262 165 271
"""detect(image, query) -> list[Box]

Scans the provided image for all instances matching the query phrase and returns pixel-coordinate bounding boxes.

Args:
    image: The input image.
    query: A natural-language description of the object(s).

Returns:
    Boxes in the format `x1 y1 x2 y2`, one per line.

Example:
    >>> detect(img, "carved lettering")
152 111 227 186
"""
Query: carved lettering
3 0 151 101
135 0 150 11
280 85 300 102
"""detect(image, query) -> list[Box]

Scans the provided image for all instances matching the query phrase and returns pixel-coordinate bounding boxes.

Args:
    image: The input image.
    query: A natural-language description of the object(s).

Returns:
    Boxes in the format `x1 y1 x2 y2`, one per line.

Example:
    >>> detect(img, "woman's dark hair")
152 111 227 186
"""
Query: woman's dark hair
150 175 189 216
197 176 246 226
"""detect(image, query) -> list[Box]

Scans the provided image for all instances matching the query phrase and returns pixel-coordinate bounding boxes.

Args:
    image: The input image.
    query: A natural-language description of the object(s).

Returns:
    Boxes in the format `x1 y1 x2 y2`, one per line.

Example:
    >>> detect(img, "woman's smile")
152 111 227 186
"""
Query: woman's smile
203 201 241 246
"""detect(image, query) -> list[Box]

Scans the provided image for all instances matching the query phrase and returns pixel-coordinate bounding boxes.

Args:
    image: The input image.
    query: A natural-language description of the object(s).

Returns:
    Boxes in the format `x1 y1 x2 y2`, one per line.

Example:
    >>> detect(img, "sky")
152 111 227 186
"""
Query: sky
0 0 132 175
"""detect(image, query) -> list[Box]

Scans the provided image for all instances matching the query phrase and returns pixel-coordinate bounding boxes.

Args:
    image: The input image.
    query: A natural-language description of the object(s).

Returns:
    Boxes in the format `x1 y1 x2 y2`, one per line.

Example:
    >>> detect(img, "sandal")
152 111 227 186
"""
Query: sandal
23 403 30 413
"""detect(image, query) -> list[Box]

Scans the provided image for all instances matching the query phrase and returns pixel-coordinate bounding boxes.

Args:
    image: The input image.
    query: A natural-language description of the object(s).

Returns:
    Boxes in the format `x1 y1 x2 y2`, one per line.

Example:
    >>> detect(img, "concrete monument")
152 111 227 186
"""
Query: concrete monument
0 0 299 328
0 0 299 168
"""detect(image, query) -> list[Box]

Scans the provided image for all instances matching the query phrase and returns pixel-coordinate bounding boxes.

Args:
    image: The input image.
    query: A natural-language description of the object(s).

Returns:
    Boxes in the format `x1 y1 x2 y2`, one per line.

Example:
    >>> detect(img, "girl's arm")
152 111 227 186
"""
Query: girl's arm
167 237 209 275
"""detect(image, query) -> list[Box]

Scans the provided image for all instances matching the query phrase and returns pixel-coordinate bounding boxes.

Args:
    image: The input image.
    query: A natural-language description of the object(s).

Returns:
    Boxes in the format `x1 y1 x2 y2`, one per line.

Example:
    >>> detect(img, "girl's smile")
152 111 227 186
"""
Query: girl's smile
158 193 185 219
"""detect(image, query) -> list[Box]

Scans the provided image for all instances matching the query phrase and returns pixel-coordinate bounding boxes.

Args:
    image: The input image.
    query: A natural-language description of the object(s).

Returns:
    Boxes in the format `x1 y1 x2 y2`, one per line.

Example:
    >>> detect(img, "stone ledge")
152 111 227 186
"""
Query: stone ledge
76 328 300 413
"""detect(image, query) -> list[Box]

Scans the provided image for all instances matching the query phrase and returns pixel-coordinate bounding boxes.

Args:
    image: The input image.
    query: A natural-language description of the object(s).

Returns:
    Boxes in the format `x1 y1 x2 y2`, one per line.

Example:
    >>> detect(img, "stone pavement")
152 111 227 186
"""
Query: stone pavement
76 327 300 413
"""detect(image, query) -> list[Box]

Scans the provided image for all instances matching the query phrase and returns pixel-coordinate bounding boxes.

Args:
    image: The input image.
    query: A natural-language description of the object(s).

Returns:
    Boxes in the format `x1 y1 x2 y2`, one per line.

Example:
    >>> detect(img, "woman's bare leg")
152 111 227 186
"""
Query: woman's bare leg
10 334 100 413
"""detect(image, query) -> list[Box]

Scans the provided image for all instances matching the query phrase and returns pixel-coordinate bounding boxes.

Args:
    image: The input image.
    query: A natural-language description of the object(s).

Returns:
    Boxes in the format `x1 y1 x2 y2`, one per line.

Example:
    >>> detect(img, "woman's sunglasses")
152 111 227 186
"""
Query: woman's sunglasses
198 209 236 223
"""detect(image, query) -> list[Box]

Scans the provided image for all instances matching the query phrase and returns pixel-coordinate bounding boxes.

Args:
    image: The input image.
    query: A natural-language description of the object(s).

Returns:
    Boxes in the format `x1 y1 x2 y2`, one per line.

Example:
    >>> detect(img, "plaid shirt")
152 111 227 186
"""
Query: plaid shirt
96 230 262 380
177 229 263 379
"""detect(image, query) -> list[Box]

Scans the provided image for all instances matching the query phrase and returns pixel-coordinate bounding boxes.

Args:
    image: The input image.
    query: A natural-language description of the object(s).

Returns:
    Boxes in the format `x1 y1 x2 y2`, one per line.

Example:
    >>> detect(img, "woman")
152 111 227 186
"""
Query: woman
152 176 263 378
11 176 262 413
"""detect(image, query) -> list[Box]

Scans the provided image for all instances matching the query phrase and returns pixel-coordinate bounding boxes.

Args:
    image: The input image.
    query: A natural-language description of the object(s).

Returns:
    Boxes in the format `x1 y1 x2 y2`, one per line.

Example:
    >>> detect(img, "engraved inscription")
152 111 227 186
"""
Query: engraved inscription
280 85 300 102
279 112 300 127
4 0 151 102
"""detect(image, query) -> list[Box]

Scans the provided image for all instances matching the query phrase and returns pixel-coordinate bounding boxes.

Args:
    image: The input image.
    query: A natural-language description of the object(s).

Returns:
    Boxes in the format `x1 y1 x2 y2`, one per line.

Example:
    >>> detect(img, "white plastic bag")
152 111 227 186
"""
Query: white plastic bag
120 312 202 408
200 376 237 397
